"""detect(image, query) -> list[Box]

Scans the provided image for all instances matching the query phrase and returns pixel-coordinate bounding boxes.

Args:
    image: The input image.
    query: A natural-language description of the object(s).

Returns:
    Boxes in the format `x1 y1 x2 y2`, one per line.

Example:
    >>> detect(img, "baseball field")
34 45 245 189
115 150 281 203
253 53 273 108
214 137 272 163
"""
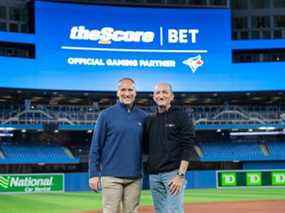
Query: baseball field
1 188 285 213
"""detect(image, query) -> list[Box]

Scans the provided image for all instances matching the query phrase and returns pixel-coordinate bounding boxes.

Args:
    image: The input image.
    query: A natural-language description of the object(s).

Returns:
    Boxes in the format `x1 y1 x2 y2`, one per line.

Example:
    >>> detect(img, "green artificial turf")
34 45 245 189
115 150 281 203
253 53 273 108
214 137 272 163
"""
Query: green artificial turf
0 188 285 213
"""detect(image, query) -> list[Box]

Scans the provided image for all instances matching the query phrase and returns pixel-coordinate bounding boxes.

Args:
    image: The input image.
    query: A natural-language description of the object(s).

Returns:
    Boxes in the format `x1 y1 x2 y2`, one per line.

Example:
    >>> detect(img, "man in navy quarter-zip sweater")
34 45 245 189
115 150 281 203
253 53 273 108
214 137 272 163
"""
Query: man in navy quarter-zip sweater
89 78 146 213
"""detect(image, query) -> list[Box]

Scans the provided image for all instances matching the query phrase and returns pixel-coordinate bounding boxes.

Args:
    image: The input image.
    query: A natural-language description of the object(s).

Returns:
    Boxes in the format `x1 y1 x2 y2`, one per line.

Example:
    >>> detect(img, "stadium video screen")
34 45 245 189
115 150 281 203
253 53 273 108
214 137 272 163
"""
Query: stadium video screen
0 0 284 92
34 1 231 91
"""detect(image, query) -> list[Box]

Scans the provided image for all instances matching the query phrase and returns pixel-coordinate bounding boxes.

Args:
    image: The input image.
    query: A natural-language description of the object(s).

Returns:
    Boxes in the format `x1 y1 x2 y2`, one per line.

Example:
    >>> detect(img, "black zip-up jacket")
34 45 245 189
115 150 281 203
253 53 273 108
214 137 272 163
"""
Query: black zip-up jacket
143 107 198 174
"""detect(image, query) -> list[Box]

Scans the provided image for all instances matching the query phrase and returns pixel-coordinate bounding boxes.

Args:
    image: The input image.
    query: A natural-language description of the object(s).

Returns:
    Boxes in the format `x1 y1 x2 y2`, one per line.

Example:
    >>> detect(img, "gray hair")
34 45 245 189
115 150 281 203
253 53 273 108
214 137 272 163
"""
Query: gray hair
118 78 136 88
154 82 173 94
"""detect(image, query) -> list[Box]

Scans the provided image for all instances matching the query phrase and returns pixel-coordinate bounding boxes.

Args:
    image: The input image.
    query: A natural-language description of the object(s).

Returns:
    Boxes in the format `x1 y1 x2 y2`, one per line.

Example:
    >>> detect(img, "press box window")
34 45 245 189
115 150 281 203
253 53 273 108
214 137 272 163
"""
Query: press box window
233 17 248 29
251 16 271 29
167 0 187 4
231 0 248 10
0 41 35 59
0 6 6 19
9 23 18 32
273 0 285 8
0 22 6 31
274 16 285 28
250 0 271 9
188 0 208 6
209 0 227 6
233 49 285 63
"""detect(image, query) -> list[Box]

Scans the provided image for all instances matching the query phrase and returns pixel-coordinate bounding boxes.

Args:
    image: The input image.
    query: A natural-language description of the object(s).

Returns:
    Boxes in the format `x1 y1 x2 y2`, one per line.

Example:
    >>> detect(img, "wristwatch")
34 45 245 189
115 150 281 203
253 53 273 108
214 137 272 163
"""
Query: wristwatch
176 171 185 178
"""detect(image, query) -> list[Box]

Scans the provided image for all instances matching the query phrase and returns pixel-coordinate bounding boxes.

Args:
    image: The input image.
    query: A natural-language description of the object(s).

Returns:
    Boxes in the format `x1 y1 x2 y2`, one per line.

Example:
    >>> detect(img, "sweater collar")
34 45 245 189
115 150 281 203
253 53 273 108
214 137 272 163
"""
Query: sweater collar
155 105 174 115
117 101 135 112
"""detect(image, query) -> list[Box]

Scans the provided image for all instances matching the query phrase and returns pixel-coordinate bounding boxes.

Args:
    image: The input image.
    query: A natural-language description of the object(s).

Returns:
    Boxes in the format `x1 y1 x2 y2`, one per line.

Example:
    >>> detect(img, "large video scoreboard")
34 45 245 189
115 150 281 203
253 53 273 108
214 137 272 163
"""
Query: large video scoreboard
34 1 231 91
0 0 284 92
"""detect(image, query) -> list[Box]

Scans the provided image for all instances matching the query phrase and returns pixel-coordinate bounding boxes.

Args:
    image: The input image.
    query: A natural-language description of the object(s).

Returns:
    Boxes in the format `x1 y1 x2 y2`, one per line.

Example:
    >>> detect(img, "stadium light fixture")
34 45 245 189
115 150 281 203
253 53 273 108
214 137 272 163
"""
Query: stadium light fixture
0 127 15 131
230 131 285 136
258 126 276 130
0 133 13 137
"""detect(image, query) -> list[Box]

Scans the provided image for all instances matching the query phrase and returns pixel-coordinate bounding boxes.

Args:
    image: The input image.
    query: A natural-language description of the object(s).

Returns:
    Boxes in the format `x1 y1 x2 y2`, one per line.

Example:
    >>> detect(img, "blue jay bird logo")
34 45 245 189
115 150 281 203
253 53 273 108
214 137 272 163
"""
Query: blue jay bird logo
182 55 204 73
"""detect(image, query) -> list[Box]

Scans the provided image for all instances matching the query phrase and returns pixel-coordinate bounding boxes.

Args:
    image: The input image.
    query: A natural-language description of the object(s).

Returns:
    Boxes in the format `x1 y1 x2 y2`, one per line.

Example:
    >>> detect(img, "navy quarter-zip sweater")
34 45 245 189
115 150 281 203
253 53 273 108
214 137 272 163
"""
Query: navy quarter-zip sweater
89 102 146 178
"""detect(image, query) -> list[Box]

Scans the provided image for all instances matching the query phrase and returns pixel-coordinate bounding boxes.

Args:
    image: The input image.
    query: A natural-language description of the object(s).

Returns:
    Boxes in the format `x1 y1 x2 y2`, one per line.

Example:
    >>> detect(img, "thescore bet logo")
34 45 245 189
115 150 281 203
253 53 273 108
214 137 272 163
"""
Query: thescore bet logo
69 26 199 45
168 29 199 44
70 26 154 44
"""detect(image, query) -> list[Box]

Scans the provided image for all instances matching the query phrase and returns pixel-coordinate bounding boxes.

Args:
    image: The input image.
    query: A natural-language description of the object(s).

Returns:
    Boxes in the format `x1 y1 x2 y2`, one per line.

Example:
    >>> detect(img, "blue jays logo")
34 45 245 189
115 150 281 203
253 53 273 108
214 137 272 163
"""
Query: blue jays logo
182 55 204 73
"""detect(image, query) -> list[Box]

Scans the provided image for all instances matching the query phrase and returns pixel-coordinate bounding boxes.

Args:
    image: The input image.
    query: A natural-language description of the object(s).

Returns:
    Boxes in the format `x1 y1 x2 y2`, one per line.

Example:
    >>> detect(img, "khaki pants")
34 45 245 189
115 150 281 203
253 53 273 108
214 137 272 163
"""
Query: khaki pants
101 177 141 213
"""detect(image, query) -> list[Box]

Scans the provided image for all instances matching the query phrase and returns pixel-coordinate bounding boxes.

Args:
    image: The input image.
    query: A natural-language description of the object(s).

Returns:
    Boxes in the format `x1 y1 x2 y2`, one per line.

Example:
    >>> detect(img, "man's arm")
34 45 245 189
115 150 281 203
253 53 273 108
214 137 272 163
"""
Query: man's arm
168 111 197 195
142 116 150 156
142 116 152 175
168 160 189 195
89 112 107 191
178 160 189 175
178 111 198 162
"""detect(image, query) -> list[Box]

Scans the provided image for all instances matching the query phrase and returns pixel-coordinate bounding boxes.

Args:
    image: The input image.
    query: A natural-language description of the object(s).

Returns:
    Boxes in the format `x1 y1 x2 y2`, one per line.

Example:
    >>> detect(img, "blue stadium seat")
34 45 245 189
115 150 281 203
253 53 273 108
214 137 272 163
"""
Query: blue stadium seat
199 142 285 161
0 144 79 164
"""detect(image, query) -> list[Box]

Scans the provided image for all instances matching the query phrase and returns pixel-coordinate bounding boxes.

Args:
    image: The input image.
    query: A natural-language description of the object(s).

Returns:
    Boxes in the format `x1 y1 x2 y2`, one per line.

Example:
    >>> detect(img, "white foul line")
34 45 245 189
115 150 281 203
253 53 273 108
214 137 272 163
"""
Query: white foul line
61 46 208 53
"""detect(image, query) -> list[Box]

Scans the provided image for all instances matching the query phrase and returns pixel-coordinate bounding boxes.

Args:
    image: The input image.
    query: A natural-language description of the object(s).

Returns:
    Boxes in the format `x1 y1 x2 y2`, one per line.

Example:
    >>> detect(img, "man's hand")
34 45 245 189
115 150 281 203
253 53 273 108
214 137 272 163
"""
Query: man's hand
168 175 184 195
89 177 101 192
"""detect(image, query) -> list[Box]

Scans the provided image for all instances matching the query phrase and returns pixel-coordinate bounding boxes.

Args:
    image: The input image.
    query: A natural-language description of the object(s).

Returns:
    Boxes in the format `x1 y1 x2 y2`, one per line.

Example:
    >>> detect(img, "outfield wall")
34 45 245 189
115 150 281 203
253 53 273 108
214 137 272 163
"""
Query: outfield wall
65 166 285 191
243 162 285 170
65 173 90 192
3 169 284 193
64 171 217 192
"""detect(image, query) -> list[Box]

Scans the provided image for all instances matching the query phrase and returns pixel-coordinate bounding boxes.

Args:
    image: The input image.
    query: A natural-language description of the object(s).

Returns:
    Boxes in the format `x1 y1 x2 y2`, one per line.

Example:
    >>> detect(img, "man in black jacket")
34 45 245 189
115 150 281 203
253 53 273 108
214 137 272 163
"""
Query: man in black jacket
144 83 197 213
